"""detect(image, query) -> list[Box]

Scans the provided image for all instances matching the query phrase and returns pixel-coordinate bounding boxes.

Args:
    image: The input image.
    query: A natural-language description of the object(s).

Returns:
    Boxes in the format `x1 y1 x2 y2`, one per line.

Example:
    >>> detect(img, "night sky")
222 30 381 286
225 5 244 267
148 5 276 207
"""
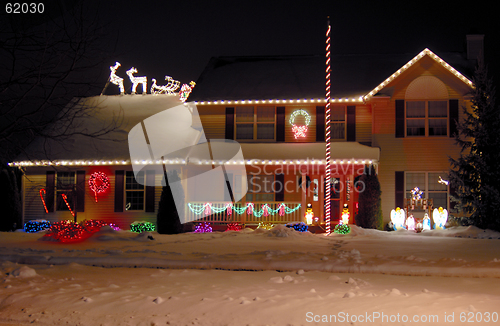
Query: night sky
7 0 500 91
96 0 500 86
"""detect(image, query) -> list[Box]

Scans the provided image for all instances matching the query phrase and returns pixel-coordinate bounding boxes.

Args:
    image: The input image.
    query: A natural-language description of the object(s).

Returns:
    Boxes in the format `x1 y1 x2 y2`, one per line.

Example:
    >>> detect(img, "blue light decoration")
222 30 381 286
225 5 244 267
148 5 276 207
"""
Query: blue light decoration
194 222 213 233
130 221 156 233
286 222 308 232
24 220 51 233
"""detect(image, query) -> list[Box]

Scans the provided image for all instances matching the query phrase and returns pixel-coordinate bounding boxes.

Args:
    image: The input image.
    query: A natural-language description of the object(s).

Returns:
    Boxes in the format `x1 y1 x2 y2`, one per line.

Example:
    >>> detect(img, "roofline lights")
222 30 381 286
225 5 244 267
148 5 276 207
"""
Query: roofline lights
363 48 473 101
9 159 377 167
193 97 365 105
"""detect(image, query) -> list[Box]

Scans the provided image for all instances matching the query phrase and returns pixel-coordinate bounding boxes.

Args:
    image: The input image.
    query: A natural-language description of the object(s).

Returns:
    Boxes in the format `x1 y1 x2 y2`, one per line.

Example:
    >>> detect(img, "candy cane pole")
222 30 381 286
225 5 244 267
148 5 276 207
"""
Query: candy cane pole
325 18 332 234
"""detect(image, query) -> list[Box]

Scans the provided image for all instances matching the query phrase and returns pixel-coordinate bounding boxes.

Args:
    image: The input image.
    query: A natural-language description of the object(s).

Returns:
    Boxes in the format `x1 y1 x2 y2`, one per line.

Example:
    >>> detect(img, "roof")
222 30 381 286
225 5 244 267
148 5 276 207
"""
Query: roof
189 50 474 102
12 95 379 166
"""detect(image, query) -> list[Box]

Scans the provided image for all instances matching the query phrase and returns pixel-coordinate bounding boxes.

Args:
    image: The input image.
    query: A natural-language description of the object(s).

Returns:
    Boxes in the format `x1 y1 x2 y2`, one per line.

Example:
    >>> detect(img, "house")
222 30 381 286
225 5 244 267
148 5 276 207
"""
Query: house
10 35 481 230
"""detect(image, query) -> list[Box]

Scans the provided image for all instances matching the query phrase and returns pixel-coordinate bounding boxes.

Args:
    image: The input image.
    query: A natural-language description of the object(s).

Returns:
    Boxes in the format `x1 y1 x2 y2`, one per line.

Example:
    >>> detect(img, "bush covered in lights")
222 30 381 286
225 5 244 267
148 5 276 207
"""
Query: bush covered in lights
130 221 156 233
24 220 51 233
334 224 351 234
257 222 274 230
194 222 212 233
225 222 242 231
286 222 308 232
40 219 116 243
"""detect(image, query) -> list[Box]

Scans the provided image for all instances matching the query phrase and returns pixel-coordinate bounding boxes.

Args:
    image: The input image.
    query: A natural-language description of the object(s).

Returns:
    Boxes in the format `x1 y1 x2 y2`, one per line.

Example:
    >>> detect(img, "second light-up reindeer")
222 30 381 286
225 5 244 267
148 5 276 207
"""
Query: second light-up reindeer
126 67 147 94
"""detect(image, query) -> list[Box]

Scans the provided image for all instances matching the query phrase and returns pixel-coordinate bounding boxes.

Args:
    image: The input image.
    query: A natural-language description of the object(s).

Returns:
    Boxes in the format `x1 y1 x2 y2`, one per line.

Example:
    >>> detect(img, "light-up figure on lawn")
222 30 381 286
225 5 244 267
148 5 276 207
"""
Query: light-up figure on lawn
305 203 314 225
390 207 406 230
179 81 196 102
126 67 147 94
406 214 415 231
109 62 125 94
423 213 431 230
433 206 448 229
340 204 350 225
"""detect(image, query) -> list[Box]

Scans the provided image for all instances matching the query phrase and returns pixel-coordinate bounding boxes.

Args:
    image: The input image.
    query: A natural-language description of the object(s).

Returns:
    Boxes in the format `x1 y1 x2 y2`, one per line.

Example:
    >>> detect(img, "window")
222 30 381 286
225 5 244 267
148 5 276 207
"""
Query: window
246 174 274 202
235 106 275 140
56 172 75 211
330 105 345 139
405 172 448 209
406 101 447 136
125 171 144 210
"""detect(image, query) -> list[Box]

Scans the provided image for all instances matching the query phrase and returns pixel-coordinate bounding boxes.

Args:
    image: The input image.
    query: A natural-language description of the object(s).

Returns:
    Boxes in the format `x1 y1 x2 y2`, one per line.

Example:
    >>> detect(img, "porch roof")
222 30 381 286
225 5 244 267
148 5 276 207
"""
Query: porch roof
239 142 379 164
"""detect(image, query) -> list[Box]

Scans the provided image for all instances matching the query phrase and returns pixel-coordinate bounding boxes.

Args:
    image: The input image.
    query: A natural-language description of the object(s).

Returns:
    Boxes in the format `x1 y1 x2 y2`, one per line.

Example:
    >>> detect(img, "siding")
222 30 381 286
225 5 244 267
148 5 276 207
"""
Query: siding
355 104 372 144
198 106 225 139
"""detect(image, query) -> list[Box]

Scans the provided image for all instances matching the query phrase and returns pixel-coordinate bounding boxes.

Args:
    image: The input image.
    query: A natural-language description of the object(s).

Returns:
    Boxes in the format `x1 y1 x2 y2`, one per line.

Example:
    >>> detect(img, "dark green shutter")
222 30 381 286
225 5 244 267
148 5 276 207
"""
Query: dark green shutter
225 107 234 140
45 171 55 212
316 106 325 142
395 100 405 138
275 174 285 201
395 171 404 208
76 171 85 212
346 106 356 141
114 170 124 212
276 106 285 142
449 99 459 137
145 170 155 212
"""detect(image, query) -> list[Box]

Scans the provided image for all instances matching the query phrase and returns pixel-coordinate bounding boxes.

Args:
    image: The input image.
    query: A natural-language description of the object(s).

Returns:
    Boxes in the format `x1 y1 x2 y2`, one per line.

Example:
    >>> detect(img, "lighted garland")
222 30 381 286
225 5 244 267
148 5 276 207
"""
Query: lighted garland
225 223 242 231
286 222 308 232
334 224 351 234
289 109 311 139
188 202 301 217
89 172 110 202
194 222 213 233
130 221 156 233
24 220 51 233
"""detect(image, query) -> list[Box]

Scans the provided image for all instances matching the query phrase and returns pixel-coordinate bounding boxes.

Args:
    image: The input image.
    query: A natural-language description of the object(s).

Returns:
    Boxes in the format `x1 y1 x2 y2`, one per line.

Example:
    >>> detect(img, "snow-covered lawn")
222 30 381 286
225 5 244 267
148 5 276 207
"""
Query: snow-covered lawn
1 225 500 325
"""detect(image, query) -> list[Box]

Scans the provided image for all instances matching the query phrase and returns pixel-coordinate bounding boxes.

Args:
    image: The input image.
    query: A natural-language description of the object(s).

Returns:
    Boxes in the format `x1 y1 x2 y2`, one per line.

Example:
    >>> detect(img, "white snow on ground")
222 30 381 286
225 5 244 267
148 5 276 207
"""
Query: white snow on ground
1 225 500 325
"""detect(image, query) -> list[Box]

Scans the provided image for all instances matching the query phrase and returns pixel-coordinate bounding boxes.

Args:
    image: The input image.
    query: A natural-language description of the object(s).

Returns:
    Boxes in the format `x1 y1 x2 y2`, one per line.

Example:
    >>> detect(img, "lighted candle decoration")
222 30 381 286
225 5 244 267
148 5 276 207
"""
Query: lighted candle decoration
406 214 415 231
390 207 406 230
305 203 314 225
433 207 448 229
423 213 431 230
126 67 147 94
340 204 350 225
109 62 125 94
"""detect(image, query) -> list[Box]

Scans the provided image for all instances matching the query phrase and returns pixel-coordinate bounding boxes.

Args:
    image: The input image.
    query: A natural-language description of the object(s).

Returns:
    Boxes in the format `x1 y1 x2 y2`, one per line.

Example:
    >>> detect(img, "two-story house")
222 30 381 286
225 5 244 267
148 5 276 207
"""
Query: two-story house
11 36 481 230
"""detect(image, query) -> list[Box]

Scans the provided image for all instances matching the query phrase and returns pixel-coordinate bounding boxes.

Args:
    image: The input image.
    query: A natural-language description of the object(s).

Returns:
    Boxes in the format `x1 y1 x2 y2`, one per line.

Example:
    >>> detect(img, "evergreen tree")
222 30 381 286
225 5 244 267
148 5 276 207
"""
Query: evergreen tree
157 170 184 234
355 165 383 229
449 61 500 231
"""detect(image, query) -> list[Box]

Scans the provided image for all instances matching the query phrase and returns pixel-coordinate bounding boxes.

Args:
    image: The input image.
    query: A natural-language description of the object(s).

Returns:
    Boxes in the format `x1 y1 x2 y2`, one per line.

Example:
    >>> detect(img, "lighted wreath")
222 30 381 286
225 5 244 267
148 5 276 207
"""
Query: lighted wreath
89 172 110 202
289 109 311 139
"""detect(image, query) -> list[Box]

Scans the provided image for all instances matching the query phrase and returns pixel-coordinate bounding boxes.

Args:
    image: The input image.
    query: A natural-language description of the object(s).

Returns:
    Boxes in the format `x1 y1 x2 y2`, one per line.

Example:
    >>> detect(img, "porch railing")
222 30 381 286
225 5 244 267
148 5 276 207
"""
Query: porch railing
185 201 302 225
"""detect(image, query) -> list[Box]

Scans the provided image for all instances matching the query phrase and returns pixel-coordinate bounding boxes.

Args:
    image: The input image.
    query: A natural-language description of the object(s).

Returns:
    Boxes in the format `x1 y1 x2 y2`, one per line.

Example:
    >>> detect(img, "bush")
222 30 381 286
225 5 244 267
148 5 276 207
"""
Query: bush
355 165 383 230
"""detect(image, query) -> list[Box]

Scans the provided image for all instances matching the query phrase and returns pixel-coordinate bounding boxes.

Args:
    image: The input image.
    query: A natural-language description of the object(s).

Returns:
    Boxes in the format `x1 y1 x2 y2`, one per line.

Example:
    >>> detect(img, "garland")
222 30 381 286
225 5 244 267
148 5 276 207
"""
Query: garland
188 202 301 217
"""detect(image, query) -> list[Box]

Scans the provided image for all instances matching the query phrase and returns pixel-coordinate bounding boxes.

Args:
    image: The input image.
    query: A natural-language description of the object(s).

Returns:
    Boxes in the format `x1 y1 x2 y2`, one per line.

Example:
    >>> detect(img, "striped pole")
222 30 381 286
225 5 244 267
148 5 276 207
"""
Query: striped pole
325 18 332 234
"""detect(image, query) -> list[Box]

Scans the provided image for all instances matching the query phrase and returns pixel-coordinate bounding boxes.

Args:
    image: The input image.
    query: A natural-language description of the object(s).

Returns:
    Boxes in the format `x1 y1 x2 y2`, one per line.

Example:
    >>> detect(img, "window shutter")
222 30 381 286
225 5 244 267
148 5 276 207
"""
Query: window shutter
76 171 85 212
395 100 405 138
275 174 285 201
346 105 356 141
449 99 459 138
114 170 124 212
316 106 325 142
145 170 155 212
395 171 404 208
45 171 55 213
276 106 285 142
225 107 234 140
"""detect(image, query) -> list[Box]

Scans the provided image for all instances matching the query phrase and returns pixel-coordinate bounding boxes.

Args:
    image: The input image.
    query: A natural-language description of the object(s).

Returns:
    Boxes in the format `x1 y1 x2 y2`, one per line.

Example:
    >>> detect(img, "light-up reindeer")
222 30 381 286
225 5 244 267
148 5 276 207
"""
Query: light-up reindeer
126 67 147 94
109 62 125 94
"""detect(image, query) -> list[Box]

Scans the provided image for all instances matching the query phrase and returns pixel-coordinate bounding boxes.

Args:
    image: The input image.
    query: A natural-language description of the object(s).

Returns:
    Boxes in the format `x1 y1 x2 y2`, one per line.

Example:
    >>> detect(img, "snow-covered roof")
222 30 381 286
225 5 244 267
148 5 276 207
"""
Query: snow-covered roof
189 50 473 103
12 95 379 167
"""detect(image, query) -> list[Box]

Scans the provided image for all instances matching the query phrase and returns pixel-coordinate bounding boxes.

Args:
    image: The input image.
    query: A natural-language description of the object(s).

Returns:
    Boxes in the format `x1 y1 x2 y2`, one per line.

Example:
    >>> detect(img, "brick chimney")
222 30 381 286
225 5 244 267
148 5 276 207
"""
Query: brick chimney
466 34 484 63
